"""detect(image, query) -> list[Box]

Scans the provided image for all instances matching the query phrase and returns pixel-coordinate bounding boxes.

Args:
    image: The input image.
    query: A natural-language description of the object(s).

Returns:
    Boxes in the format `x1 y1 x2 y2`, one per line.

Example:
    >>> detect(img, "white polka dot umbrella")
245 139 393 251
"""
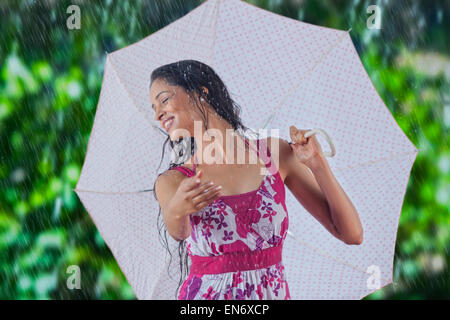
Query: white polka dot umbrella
74 0 418 299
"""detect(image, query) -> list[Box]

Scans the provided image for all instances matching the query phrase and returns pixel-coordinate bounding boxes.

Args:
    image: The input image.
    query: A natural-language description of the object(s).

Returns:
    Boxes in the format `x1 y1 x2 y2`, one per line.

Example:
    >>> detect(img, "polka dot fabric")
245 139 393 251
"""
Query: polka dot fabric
75 0 418 300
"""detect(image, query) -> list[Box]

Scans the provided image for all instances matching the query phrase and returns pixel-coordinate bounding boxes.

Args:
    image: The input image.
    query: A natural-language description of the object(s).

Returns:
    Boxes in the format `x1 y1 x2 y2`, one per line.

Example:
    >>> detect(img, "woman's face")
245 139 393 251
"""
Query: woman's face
150 78 205 141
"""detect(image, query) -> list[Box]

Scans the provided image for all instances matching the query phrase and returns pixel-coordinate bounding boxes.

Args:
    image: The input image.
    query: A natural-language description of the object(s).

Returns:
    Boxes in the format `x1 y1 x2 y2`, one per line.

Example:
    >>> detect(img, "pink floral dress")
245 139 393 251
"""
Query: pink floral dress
169 137 290 300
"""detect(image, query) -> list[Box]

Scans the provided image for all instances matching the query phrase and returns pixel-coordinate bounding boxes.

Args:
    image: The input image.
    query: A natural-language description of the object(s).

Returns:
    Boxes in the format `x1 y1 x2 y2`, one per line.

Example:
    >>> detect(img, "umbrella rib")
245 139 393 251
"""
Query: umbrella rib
209 0 221 66
76 55 168 195
193 0 220 65
73 188 154 195
108 51 175 168
262 28 352 129
77 1 221 198
75 55 172 197
107 53 157 129
107 1 221 121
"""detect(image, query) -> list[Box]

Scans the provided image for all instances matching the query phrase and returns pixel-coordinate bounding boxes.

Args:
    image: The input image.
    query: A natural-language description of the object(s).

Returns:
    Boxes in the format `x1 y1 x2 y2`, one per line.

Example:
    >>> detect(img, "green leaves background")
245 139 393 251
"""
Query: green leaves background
0 0 448 299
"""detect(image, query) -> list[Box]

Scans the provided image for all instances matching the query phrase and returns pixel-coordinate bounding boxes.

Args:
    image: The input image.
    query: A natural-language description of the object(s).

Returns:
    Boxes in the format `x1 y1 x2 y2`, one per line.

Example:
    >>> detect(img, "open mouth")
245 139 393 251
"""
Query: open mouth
163 117 174 131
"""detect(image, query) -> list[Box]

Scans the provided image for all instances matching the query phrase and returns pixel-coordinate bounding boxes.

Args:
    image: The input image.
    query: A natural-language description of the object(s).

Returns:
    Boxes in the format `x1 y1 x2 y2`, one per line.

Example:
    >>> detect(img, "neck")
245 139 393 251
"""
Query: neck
187 114 246 168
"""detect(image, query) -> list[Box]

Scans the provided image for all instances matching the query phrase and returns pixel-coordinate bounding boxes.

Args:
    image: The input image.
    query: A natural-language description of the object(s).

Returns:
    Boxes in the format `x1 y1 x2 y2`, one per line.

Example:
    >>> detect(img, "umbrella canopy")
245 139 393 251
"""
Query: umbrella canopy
74 0 418 299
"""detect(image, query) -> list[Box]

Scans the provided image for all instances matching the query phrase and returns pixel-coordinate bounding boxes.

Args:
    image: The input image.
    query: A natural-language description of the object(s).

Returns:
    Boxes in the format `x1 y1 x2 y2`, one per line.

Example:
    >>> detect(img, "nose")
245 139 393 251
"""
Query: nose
153 106 165 122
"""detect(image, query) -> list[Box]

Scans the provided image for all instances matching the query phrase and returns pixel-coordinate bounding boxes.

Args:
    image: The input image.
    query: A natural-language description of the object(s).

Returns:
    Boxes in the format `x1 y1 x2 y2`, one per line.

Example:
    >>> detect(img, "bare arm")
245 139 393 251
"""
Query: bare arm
306 154 363 245
270 137 363 245
155 171 191 242
154 170 222 242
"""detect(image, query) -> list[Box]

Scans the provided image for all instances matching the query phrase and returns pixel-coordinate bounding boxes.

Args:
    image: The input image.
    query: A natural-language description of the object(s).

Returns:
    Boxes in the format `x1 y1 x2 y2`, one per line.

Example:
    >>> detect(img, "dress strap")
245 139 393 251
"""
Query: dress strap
169 165 195 177
168 152 198 177
244 137 278 176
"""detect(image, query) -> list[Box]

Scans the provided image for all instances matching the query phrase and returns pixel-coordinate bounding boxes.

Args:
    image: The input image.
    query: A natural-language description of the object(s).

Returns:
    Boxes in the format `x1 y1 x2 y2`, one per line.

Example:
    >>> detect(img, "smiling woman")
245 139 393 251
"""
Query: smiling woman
149 59 269 300
149 60 293 300
148 59 363 301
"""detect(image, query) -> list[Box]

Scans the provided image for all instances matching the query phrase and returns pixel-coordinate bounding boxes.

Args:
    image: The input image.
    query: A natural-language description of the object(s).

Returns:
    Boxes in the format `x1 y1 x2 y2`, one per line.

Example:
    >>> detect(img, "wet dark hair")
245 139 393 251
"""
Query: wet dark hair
149 59 258 299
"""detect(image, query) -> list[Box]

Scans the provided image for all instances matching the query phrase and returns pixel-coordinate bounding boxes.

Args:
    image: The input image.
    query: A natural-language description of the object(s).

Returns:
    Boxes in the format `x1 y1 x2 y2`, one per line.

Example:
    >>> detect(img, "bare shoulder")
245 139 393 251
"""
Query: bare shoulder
265 136 293 182
154 169 185 203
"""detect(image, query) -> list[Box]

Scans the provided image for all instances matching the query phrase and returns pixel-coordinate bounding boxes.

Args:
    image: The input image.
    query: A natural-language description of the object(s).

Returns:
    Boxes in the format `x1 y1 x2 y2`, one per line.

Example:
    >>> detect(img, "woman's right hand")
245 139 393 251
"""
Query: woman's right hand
169 170 222 217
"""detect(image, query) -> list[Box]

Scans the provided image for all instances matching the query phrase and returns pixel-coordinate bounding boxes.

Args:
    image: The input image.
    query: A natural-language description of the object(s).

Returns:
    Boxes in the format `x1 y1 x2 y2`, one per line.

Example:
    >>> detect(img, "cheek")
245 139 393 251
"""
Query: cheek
175 112 190 125
178 108 203 127
168 113 193 139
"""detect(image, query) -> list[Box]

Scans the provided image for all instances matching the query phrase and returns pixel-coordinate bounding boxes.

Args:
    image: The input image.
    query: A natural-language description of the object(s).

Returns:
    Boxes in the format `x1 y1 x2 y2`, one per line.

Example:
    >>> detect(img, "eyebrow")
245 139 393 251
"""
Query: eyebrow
151 90 170 110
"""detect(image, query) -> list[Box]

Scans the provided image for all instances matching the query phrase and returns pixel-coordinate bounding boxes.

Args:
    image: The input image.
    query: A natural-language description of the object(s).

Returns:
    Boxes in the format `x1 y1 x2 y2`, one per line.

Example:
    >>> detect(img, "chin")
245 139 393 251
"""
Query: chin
169 131 184 142
168 126 192 142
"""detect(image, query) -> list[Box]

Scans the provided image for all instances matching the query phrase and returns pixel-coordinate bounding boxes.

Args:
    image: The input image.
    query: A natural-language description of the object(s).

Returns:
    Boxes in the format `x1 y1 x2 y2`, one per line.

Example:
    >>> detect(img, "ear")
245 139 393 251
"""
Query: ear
200 86 209 96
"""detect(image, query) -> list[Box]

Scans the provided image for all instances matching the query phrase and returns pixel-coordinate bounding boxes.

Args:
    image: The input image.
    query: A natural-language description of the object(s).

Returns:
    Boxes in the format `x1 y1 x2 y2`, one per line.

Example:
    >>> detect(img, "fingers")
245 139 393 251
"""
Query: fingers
188 180 216 198
191 184 222 205
290 125 309 145
289 125 297 140
290 142 301 152
193 189 222 210
290 125 303 143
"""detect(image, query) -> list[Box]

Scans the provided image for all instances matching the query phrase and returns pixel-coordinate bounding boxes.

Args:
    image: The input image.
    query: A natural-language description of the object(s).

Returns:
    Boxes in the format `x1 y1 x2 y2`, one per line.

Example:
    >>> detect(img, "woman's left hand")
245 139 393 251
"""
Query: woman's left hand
289 125 324 168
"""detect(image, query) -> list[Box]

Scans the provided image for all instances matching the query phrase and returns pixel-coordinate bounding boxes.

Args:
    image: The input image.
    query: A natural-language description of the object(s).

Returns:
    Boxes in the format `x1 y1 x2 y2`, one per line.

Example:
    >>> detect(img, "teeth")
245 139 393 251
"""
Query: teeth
164 117 173 130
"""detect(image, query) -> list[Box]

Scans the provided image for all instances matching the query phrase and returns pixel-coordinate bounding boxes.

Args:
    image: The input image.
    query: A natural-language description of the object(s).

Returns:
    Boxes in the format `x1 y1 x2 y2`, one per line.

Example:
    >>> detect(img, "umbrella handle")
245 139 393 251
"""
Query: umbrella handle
304 128 336 158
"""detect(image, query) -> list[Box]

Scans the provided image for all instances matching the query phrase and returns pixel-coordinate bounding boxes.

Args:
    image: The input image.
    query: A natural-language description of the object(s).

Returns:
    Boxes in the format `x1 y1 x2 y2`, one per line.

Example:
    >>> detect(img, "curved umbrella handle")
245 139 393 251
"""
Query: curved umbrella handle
304 128 336 158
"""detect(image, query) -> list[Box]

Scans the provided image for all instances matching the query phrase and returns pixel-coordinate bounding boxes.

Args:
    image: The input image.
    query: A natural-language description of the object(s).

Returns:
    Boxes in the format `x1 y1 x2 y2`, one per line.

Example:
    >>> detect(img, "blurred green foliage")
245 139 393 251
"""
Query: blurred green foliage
0 0 448 299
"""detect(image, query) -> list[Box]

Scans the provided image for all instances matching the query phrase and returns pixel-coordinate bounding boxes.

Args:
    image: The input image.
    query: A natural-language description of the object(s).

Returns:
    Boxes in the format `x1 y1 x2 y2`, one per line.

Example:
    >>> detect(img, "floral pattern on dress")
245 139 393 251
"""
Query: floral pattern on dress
172 138 290 300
